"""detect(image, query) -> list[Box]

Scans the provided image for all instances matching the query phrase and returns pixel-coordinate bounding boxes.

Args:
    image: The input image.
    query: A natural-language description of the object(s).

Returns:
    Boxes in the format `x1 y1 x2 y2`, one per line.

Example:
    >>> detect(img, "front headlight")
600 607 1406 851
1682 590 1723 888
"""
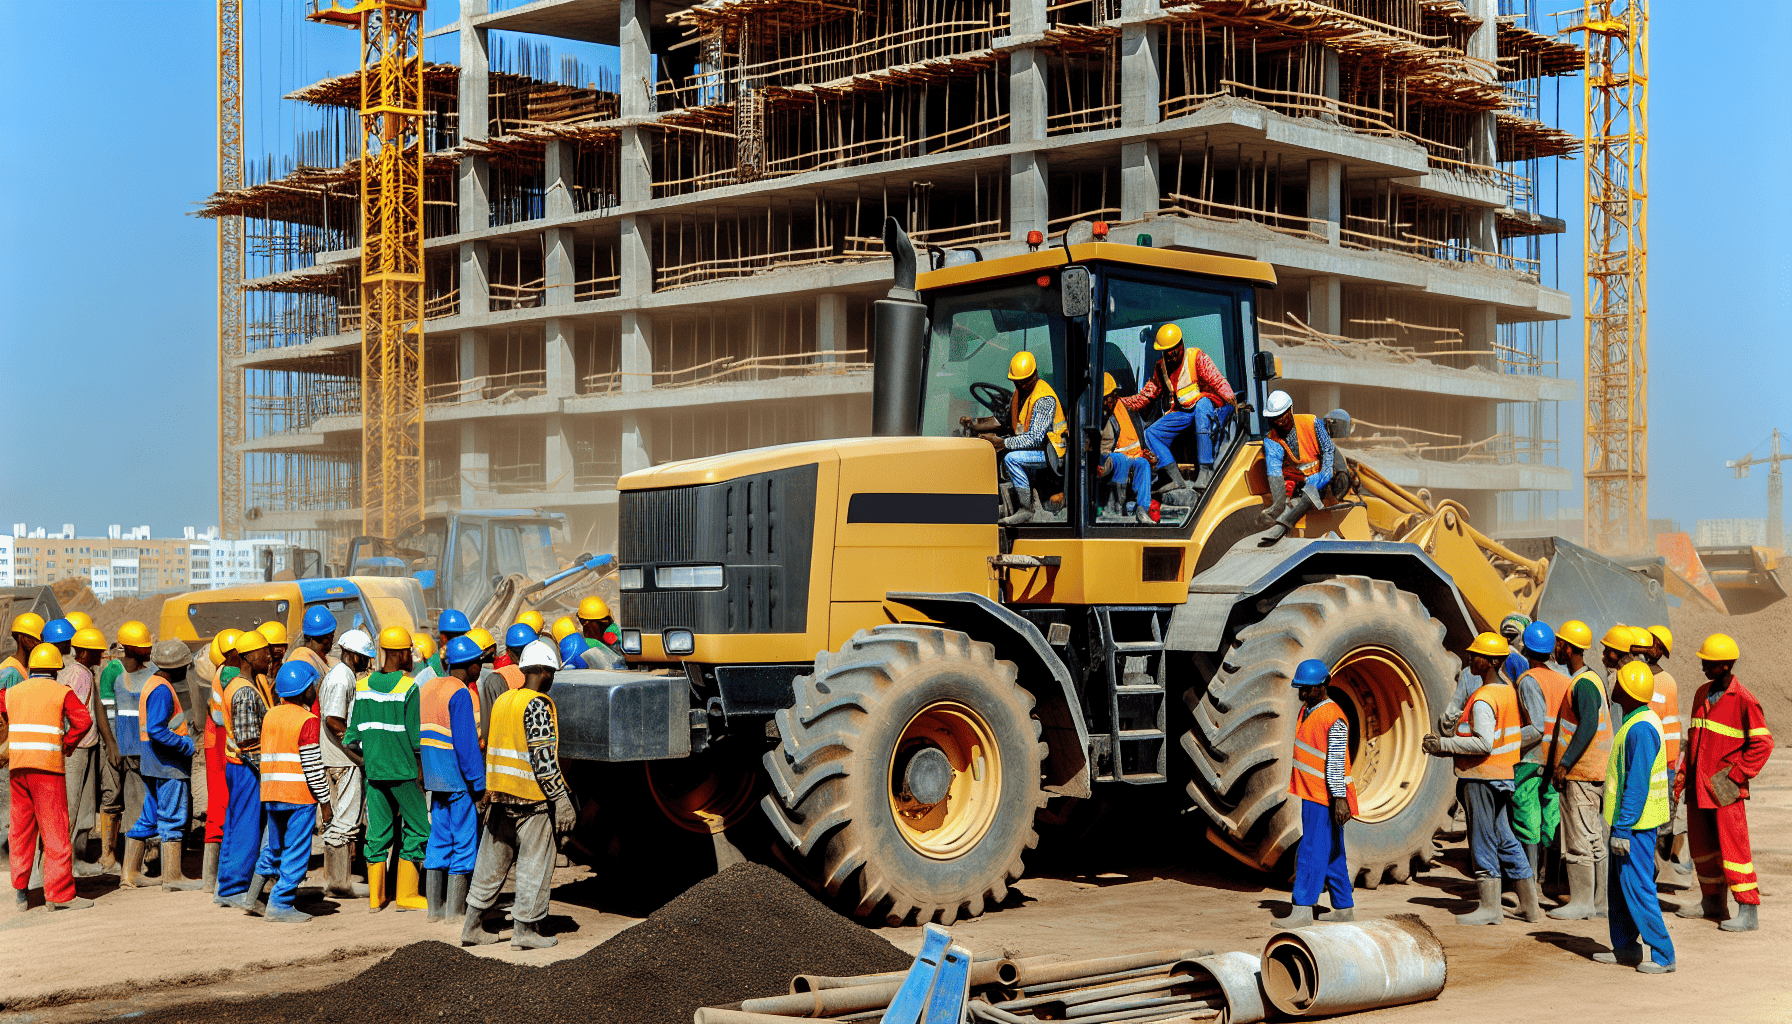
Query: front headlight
655 564 724 589
619 629 642 656
663 629 695 656
616 567 645 591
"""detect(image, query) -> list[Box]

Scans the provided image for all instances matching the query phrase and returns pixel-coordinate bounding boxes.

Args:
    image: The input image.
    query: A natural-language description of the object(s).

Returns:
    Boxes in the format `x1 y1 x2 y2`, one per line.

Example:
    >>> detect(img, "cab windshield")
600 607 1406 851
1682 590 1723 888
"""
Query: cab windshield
921 276 1068 437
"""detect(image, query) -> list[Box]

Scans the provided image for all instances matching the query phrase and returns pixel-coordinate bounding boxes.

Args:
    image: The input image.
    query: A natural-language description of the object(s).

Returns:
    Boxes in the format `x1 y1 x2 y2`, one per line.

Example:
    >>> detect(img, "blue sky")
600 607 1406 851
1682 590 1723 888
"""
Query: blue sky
0 1 1786 539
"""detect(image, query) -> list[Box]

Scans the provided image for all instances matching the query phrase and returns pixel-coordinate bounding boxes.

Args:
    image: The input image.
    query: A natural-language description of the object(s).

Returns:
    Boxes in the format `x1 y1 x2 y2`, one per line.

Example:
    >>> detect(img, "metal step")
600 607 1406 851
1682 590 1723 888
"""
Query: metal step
1114 684 1165 695
1112 641 1165 653
1115 772 1168 785
1117 729 1167 741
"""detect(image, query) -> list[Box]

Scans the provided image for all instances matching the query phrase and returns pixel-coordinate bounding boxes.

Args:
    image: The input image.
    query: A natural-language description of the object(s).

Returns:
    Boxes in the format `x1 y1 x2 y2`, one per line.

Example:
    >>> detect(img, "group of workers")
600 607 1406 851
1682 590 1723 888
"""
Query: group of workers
993 325 1342 532
0 595 622 949
1283 616 1771 974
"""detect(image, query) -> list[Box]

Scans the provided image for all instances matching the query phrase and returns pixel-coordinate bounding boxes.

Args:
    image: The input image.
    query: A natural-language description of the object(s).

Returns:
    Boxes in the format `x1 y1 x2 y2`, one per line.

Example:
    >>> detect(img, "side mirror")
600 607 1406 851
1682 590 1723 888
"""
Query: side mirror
1254 350 1282 382
1061 266 1092 319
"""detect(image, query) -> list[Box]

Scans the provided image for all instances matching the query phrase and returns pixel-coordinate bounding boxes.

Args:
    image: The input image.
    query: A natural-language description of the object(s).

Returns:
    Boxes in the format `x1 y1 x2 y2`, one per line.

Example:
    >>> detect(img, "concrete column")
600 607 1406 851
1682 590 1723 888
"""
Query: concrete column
620 0 654 119
545 317 577 398
1121 142 1160 223
621 311 653 392
1307 159 1342 245
1119 1 1160 129
544 140 577 305
620 214 654 296
544 413 575 493
1465 0 1500 257
458 7 491 228
458 330 488 402
1009 0 1044 37
620 413 653 474
458 421 488 507
460 242 491 314
1464 303 1498 372
1311 383 1341 415
1306 275 1341 337
1009 45 1049 239
816 293 847 363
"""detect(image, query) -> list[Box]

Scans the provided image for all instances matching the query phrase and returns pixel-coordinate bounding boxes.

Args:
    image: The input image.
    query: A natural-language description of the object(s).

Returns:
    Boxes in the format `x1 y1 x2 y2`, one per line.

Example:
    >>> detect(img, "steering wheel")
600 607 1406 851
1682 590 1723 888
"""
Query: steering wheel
969 381 1012 418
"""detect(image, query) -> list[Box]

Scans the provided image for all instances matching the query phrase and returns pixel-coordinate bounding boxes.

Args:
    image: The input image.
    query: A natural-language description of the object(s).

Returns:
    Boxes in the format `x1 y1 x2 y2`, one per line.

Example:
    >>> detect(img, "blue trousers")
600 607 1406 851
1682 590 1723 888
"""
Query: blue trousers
1610 826 1674 965
1002 448 1050 491
1292 798 1354 908
1141 397 1232 468
126 776 189 842
217 761 266 898
254 802 317 911
1101 453 1152 511
1463 779 1531 879
424 789 480 874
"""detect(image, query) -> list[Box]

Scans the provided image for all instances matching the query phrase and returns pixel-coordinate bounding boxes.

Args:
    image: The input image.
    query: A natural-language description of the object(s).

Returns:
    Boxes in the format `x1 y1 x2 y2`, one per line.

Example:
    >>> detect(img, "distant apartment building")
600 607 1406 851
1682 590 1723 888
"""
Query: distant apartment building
1695 518 1770 548
1 524 296 597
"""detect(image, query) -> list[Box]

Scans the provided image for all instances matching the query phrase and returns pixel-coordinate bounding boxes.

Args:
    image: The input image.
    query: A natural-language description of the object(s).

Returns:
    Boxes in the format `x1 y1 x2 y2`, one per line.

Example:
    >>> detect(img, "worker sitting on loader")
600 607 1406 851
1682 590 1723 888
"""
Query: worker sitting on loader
986 350 1067 527
1119 323 1245 495
1259 390 1346 542
1097 373 1154 524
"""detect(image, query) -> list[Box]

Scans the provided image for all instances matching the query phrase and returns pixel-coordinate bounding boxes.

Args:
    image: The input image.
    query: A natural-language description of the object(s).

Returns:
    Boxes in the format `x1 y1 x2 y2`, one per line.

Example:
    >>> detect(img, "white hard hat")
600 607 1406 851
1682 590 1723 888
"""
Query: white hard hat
339 629 376 658
519 639 560 671
1264 390 1294 418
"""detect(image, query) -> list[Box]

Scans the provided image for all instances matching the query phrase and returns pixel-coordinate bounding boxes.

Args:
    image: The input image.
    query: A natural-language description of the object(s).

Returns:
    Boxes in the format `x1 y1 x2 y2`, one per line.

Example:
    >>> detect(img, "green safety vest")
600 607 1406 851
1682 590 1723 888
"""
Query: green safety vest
1603 706 1670 830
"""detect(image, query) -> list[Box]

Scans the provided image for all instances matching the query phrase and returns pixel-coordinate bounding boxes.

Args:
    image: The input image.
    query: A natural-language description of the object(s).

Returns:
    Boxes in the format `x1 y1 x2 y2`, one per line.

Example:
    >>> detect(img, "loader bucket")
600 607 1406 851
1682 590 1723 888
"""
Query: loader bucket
1655 532 1727 614
1503 537 1670 642
1696 545 1788 615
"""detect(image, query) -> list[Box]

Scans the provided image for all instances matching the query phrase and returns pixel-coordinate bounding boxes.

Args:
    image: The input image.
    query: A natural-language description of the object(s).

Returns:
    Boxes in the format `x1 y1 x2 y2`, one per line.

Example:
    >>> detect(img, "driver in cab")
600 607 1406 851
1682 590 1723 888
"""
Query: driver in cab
984 351 1067 526
1119 323 1246 494
1260 389 1343 542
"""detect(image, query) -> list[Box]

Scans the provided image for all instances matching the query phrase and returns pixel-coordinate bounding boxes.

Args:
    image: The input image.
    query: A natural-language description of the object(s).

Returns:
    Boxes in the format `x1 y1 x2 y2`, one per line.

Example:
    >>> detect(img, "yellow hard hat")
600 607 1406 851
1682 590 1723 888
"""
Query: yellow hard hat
1006 350 1038 381
234 628 270 655
115 620 152 649
1696 633 1740 662
256 620 289 646
413 633 438 661
1102 372 1119 397
1467 632 1510 659
64 611 94 631
27 645 63 671
216 627 243 654
1153 323 1183 351
1557 620 1592 650
378 625 412 651
1601 624 1635 652
10 612 45 641
551 616 579 643
516 610 545 634
72 627 107 652
1616 660 1654 703
208 636 226 667
1647 625 1672 654
466 627 496 653
578 597 611 622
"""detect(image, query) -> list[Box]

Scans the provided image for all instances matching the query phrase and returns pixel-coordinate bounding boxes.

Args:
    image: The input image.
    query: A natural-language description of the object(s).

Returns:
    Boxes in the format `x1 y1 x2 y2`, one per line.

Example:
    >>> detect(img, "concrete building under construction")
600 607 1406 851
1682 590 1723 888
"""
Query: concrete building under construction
204 0 1580 555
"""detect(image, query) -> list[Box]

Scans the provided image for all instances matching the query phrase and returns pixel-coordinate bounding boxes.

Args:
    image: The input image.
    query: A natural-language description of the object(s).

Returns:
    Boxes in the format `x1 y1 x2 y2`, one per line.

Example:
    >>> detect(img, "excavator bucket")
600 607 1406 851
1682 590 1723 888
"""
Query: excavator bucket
1655 533 1727 614
1697 545 1788 615
1505 537 1671 642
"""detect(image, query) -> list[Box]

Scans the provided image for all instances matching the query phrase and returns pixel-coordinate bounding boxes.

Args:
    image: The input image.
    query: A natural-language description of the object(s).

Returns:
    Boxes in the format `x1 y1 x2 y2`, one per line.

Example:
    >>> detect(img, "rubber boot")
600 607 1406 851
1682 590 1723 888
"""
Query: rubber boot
446 873 471 920
13 888 27 913
96 812 121 875
1592 855 1609 919
72 830 104 878
1679 892 1726 920
246 874 273 916
367 861 387 912
1548 861 1597 919
325 845 369 898
1593 946 1644 966
266 904 313 924
999 487 1036 527
1524 843 1541 883
120 838 150 889
460 907 504 946
1272 905 1314 927
425 868 447 923
394 860 429 911
1318 906 1355 922
160 841 204 891
1516 875 1543 923
1454 876 1504 925
1191 463 1214 491
201 842 221 893
511 917 558 950
48 896 95 911
1720 902 1760 932
1134 505 1155 524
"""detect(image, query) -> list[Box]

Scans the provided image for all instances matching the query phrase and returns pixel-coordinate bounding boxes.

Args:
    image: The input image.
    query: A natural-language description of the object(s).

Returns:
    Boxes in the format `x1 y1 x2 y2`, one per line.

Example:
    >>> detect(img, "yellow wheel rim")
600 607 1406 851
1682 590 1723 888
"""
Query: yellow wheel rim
1328 646 1430 825
645 761 760 835
888 701 1002 860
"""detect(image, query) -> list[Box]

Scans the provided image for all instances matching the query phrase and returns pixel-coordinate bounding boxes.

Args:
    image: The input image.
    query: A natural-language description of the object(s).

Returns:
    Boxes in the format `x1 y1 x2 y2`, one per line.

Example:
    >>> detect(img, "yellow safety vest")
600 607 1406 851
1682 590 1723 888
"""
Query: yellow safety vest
1012 378 1068 458
485 688 557 802
1604 706 1670 830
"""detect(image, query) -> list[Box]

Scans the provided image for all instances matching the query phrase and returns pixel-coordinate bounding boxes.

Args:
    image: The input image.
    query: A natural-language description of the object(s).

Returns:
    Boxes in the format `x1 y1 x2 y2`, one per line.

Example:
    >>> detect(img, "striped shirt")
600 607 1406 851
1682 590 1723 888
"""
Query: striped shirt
345 670 421 781
1323 716 1348 798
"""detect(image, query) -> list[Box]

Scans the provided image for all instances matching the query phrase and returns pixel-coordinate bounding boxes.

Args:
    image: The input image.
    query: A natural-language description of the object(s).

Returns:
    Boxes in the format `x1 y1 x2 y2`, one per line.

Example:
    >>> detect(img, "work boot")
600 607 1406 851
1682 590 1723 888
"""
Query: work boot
1524 843 1541 882
1635 960 1677 974
425 868 447 923
48 896 95 911
1318 906 1355 922
96 812 121 875
446 873 471 919
1134 505 1155 525
120 838 150 889
13 888 27 913
71 830 103 878
1272 904 1314 927
324 845 369 898
160 841 204 892
460 907 504 946
367 862 387 912
1516 875 1543 923
1454 876 1503 925
999 487 1037 527
246 874 273 916
1593 855 1609 919
394 860 428 911
1720 902 1760 932
1191 463 1215 491
265 905 313 924
511 918 558 950
1679 892 1727 920
201 842 221 893
1548 861 1596 920
1593 945 1644 966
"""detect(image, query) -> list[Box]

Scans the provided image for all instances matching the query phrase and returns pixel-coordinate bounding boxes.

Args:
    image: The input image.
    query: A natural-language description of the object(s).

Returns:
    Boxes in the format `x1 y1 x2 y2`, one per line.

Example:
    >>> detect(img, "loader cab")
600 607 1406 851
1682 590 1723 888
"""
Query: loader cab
916 242 1277 535
348 510 568 618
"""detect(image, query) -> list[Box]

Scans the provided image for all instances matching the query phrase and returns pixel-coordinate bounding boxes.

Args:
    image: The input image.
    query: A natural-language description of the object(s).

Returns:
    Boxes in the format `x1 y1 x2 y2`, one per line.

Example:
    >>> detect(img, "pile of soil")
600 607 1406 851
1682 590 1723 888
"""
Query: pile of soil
49 579 169 639
1668 561 1792 719
128 862 912 1024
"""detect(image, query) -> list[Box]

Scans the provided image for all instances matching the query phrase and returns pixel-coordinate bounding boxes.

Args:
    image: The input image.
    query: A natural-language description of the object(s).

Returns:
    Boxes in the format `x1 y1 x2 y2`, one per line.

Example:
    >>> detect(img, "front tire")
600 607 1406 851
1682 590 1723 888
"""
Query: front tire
761 625 1048 925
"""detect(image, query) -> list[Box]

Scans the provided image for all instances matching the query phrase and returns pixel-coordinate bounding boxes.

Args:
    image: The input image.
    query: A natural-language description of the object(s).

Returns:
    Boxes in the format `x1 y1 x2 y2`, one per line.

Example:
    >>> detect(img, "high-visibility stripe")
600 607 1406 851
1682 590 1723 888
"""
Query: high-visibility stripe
1293 760 1326 780
1293 737 1325 760
487 763 536 782
1749 728 1773 737
116 709 139 717
352 690 412 703
420 724 451 736
489 746 530 762
261 753 300 764
10 742 60 752
1733 882 1760 892
357 722 408 732
1724 860 1755 874
262 772 308 783
9 723 60 735
1692 717 1746 739
421 738 454 750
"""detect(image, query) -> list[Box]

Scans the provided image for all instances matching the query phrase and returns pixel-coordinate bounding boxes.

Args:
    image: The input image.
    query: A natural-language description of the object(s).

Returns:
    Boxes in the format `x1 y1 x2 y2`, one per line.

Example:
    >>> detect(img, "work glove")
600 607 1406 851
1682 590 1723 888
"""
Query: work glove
1329 797 1351 826
1611 834 1631 859
1710 769 1743 807
1421 734 1443 756
1261 495 1288 527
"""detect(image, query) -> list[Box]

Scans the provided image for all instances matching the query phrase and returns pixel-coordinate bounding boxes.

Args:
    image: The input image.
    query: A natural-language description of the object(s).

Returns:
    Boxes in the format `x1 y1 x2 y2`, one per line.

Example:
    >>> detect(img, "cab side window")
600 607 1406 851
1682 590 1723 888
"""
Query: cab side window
922 281 1065 437
1102 278 1236 424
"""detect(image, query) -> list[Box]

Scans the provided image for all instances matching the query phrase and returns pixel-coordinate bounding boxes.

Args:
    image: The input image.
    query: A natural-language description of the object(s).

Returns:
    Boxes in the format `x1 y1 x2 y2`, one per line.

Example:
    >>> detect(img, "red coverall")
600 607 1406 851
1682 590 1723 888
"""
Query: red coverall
1677 674 1773 905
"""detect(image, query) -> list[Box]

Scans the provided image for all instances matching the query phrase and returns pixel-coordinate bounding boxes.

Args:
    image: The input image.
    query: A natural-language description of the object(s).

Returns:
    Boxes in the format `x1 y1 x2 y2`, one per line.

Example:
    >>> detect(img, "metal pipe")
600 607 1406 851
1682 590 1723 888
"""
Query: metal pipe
1260 917 1447 1017
1059 975 1206 1008
1071 1000 1216 1024
744 981 905 1017
1176 952 1266 1024
1004 964 1167 997
995 975 1195 1014
1068 995 1216 1019
1011 949 1211 988
694 1010 849 1024
793 959 1017 994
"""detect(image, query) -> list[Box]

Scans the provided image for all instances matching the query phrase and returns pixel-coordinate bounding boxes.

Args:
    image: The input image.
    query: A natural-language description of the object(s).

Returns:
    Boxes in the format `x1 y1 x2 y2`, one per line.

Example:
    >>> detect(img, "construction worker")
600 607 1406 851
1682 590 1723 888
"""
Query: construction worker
317 629 374 898
1596 660 1676 973
423 636 488 923
257 620 289 678
1676 633 1772 931
217 629 272 908
559 631 614 671
516 610 545 635
1510 622 1570 878
1 612 45 687
347 626 429 912
94 621 152 874
1636 625 1683 862
1423 632 1540 924
288 607 336 678
468 627 498 665
1096 373 1154 523
235 662 334 923
1498 613 1532 685
40 618 75 659
500 625 536 684
577 597 621 654
3 645 94 910
412 634 440 686
1259 391 1341 542
1600 623 1641 679
1547 619 1613 920
550 616 579 648
1276 659 1356 926
244 625 278 708
1119 323 1242 494
62 628 115 877
990 350 1068 526
126 638 203 891
200 628 244 892
495 613 543 669
107 623 159 884
461 639 573 950
435 610 472 676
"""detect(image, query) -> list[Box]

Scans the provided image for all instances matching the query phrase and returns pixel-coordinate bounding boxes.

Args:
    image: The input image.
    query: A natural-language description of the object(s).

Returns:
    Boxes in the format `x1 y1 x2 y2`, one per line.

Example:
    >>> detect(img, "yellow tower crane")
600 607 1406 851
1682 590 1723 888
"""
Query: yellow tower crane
217 0 244 538
309 0 428 538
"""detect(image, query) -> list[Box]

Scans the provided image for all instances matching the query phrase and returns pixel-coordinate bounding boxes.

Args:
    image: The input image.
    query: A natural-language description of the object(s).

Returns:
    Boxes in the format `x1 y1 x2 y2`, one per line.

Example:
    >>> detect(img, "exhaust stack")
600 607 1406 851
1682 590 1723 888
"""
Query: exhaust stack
872 216 926 437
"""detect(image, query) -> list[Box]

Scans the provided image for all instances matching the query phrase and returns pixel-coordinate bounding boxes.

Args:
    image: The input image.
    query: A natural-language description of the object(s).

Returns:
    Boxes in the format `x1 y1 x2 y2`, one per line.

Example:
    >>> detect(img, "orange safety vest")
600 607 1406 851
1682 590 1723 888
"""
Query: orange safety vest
1550 668 1612 782
1650 667 1681 764
259 703 318 804
421 675 470 754
1160 351 1226 412
497 665 526 692
1288 699 1358 815
1010 378 1068 458
139 676 190 742
288 647 329 678
221 674 261 765
1455 682 1522 780
7 677 74 773
1111 404 1144 458
252 672 277 712
1517 665 1572 765
1271 414 1323 485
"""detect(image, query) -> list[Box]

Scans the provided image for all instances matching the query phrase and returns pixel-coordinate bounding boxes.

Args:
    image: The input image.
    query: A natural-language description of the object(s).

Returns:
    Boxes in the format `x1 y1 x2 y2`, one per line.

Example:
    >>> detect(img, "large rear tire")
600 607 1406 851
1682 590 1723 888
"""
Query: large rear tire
761 625 1047 925
1181 576 1459 885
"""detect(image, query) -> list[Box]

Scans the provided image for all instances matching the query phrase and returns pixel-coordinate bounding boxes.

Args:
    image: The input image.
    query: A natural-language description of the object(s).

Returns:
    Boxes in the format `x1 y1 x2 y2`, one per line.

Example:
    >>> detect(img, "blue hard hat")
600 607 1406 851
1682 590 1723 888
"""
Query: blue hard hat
302 606 338 638
1292 659 1329 688
505 623 538 649
1521 621 1556 659
559 633 589 666
444 635 484 667
438 609 471 634
273 661 321 699
42 618 75 644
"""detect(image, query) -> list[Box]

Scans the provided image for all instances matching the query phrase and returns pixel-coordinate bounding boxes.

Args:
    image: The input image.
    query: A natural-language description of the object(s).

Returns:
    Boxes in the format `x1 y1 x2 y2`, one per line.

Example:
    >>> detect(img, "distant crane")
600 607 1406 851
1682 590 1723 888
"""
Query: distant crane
1728 429 1786 552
